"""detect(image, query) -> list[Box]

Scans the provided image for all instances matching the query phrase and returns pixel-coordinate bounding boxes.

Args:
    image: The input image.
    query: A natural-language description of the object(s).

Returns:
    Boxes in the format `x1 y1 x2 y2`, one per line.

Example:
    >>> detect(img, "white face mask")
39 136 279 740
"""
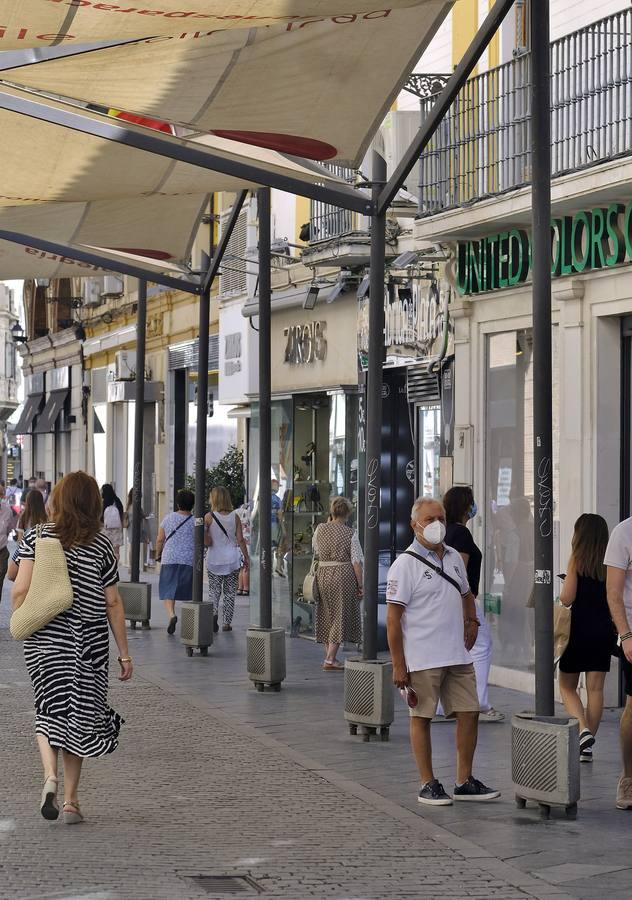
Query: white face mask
421 520 446 545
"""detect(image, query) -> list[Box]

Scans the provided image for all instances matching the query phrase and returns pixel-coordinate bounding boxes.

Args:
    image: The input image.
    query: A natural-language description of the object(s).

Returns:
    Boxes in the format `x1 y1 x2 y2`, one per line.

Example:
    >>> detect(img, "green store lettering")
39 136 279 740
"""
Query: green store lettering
456 201 632 295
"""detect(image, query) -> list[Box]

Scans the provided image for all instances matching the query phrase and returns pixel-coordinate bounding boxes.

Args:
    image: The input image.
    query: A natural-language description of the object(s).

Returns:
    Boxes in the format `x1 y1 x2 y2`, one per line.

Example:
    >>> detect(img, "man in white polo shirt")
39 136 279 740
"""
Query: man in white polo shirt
605 517 632 809
386 496 500 806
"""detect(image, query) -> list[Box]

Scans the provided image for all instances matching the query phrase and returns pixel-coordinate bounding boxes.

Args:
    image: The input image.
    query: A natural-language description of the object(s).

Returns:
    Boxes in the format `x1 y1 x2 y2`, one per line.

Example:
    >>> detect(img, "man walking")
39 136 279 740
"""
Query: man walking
386 497 500 806
605 520 632 809
0 485 18 602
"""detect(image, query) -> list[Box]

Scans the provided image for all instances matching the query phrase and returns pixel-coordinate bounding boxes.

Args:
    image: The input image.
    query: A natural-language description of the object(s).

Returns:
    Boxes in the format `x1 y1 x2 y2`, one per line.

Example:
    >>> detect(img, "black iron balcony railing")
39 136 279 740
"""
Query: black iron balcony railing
410 8 632 215
309 164 356 242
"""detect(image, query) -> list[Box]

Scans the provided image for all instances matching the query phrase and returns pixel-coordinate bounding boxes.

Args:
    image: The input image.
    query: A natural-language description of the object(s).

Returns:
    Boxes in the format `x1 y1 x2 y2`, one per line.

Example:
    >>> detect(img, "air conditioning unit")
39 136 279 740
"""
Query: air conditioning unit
246 626 286 691
101 275 124 299
179 601 214 657
512 714 580 818
119 581 151 629
344 658 394 741
83 278 105 308
114 350 136 380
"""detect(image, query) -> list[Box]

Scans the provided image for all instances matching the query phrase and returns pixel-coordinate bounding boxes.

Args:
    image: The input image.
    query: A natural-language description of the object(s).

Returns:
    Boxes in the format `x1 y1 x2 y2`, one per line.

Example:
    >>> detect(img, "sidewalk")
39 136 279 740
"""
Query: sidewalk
0 573 629 900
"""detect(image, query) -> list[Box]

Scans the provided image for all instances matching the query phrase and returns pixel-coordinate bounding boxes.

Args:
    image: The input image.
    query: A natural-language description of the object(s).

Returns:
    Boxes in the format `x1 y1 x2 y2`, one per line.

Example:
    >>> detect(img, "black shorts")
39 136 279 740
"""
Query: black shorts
622 654 632 697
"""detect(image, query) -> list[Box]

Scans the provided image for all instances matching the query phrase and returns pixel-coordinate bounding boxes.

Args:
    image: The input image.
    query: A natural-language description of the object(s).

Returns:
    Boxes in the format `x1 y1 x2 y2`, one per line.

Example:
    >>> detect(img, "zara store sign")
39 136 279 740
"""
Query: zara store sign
283 320 327 365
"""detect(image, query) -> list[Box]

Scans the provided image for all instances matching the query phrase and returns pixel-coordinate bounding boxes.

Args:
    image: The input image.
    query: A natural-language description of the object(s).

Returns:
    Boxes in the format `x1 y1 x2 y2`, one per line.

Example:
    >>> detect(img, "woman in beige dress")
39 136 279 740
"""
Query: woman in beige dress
313 496 363 671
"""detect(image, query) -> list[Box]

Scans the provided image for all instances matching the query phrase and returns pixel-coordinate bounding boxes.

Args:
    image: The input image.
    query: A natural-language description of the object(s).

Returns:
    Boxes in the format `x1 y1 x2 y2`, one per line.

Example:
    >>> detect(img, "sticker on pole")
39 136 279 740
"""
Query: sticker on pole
535 569 551 585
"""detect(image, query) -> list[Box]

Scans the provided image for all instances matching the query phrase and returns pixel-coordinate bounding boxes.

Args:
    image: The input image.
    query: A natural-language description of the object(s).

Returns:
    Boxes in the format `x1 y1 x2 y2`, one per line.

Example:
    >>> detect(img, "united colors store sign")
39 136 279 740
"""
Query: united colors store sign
456 201 632 295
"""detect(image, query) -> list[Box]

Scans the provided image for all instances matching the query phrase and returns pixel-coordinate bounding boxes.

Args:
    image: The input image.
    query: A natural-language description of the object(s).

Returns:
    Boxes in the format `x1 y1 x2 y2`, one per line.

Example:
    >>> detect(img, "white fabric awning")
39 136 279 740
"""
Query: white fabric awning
0 1 431 46
1 3 450 166
0 1 454 281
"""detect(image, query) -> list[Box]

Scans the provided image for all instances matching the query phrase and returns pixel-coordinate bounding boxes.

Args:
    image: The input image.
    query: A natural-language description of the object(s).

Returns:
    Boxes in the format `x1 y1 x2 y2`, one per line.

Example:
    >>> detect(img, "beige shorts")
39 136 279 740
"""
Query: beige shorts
409 664 480 719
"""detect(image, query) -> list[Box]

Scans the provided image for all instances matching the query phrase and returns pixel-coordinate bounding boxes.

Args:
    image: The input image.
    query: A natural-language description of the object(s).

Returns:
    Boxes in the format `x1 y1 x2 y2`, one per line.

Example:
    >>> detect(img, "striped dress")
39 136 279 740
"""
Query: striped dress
18 525 123 758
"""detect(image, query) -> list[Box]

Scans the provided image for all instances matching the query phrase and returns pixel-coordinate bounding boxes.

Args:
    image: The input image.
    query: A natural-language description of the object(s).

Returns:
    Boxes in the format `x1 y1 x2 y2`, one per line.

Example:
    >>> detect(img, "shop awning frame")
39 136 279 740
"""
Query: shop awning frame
33 388 69 434
13 393 44 435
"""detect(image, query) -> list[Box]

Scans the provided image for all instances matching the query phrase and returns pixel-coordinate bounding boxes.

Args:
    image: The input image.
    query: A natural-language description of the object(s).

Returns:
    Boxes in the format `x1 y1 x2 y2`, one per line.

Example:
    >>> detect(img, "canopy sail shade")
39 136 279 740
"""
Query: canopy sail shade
0 1 431 47
1 4 450 166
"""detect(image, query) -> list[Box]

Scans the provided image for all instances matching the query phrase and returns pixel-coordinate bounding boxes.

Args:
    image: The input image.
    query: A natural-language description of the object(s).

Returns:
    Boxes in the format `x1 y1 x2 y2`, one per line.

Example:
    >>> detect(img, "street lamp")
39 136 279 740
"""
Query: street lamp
10 322 27 344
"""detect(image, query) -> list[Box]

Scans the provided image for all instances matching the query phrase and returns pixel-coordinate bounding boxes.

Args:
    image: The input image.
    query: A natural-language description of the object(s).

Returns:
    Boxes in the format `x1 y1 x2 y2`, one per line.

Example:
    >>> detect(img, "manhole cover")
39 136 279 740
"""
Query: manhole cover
183 875 264 894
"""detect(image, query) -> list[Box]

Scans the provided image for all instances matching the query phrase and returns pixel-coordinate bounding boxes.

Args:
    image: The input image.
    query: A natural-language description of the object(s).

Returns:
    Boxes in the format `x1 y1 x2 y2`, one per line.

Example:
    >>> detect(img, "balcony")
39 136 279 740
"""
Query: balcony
411 8 632 216
301 164 371 267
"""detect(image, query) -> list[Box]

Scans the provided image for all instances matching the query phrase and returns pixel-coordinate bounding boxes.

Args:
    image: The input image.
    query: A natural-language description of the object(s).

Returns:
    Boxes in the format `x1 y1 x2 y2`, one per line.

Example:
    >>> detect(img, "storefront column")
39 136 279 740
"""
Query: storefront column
451 300 473 489
555 280 584 557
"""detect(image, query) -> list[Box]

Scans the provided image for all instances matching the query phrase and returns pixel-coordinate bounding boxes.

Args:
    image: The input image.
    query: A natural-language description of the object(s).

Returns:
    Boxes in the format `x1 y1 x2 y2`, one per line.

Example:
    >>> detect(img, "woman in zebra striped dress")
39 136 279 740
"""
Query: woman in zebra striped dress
12 472 133 825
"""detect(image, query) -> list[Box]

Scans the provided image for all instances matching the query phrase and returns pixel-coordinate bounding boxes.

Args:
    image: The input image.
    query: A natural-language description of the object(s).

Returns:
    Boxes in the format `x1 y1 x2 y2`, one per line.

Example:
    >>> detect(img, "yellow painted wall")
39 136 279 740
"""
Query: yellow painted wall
452 0 479 70
295 196 310 245
452 0 499 71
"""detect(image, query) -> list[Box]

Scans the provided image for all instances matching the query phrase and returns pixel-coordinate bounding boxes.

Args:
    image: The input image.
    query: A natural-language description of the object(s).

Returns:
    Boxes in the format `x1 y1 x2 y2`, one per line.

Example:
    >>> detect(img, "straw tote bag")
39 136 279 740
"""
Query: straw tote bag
553 603 572 664
302 557 320 604
10 525 74 640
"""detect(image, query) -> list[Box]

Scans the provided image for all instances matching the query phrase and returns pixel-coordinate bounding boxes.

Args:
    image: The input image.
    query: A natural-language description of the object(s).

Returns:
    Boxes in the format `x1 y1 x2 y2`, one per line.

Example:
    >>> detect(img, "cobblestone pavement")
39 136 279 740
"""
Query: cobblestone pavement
0 592 575 900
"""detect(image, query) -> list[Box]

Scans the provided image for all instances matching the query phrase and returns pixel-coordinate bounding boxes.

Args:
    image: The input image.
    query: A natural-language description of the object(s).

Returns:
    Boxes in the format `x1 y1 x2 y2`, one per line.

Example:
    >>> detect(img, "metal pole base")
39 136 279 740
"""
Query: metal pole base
344 658 394 740
119 581 151 630
511 714 580 818
247 626 286 690
179 601 214 658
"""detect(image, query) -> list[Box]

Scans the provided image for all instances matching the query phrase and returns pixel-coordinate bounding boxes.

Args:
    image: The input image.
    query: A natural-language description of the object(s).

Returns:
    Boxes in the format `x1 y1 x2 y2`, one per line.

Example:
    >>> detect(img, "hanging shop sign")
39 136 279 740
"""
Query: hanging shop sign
358 279 453 365
456 201 632 295
283 321 327 365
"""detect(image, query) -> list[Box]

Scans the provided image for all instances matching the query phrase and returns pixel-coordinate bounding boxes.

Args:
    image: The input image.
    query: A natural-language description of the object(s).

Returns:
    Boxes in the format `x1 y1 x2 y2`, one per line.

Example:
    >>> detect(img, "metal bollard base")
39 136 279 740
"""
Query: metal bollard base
344 658 394 741
247 626 286 690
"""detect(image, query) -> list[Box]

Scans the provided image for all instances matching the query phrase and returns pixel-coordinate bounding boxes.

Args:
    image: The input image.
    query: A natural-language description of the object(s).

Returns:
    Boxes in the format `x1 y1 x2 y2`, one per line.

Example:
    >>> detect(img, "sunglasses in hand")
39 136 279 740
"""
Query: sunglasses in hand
399 685 418 709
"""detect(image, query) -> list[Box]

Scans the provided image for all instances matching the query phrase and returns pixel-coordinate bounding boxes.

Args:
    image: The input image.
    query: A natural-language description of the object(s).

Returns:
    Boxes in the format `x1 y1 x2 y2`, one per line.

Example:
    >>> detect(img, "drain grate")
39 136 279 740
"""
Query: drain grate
183 875 264 895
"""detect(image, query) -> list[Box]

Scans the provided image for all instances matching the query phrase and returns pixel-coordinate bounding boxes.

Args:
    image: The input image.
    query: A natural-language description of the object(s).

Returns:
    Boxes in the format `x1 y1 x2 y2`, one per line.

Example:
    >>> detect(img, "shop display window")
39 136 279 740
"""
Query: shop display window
250 392 358 635
483 327 559 673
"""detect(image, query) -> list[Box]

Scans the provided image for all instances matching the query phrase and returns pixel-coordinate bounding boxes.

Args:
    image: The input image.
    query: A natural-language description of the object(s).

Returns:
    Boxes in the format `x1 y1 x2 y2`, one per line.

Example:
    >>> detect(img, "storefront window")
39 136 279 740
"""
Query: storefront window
417 405 441 497
484 327 559 672
250 391 358 636
249 399 294 630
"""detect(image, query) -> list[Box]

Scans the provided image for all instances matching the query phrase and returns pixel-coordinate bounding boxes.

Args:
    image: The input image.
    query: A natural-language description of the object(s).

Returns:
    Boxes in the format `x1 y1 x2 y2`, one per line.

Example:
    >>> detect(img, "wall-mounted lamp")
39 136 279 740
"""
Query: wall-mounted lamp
10 322 27 344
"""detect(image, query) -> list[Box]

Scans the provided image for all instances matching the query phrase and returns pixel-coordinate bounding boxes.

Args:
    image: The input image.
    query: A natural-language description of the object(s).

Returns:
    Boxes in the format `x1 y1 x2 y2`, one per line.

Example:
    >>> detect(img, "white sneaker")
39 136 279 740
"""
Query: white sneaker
479 708 505 723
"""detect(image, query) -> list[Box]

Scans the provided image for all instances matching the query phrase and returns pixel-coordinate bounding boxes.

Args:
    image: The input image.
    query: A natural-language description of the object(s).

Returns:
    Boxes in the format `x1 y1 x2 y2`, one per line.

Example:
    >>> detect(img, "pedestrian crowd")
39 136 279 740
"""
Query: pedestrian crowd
4 466 632 823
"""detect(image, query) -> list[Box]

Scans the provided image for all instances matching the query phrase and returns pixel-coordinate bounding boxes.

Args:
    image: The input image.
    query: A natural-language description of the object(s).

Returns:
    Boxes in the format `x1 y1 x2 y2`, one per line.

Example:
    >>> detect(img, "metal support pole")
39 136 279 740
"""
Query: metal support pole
258 187 272 630
531 0 555 717
192 253 212 605
130 279 147 583
362 152 387 661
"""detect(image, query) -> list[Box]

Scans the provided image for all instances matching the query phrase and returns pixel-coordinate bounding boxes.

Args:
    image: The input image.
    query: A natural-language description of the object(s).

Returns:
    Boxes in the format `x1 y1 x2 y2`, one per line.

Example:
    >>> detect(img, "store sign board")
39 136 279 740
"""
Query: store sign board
456 200 632 295
218 299 258 405
283 321 327 365
358 279 452 363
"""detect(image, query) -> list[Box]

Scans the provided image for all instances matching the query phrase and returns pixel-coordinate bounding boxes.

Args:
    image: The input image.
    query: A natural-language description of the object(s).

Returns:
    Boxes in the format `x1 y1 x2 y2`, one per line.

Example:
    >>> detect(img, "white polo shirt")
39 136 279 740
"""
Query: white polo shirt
604 516 632 621
386 539 471 672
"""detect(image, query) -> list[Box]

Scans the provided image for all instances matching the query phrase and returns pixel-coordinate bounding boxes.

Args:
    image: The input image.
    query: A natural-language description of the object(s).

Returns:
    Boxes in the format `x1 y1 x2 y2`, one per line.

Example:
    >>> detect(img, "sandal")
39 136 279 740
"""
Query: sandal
322 660 345 671
62 801 84 825
40 776 59 821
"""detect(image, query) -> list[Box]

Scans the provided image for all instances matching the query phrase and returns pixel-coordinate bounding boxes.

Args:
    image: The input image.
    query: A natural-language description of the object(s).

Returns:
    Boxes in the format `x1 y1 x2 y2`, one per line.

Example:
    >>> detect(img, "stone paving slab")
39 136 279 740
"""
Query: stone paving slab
0 607 573 900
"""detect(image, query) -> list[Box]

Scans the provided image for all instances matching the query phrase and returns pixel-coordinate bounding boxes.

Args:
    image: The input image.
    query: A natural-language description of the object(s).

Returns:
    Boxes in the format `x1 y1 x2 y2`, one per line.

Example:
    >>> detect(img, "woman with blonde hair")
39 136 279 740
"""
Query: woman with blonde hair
559 513 616 763
204 485 249 632
313 496 363 671
12 471 132 824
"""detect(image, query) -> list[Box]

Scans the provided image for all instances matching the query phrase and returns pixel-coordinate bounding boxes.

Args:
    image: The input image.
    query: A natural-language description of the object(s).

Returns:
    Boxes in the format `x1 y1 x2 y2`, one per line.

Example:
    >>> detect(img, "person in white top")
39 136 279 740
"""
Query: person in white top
204 486 249 633
604 517 632 809
386 497 500 807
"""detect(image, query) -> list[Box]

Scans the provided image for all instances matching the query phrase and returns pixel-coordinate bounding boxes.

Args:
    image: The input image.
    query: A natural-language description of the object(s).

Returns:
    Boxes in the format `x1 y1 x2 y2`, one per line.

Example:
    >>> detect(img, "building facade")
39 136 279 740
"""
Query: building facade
410 0 632 698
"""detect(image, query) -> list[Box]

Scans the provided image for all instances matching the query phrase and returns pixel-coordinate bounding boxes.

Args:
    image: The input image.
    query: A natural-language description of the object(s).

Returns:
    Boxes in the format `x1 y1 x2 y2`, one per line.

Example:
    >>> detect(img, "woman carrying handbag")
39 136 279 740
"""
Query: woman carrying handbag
204 486 249 632
558 513 617 763
11 472 132 824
